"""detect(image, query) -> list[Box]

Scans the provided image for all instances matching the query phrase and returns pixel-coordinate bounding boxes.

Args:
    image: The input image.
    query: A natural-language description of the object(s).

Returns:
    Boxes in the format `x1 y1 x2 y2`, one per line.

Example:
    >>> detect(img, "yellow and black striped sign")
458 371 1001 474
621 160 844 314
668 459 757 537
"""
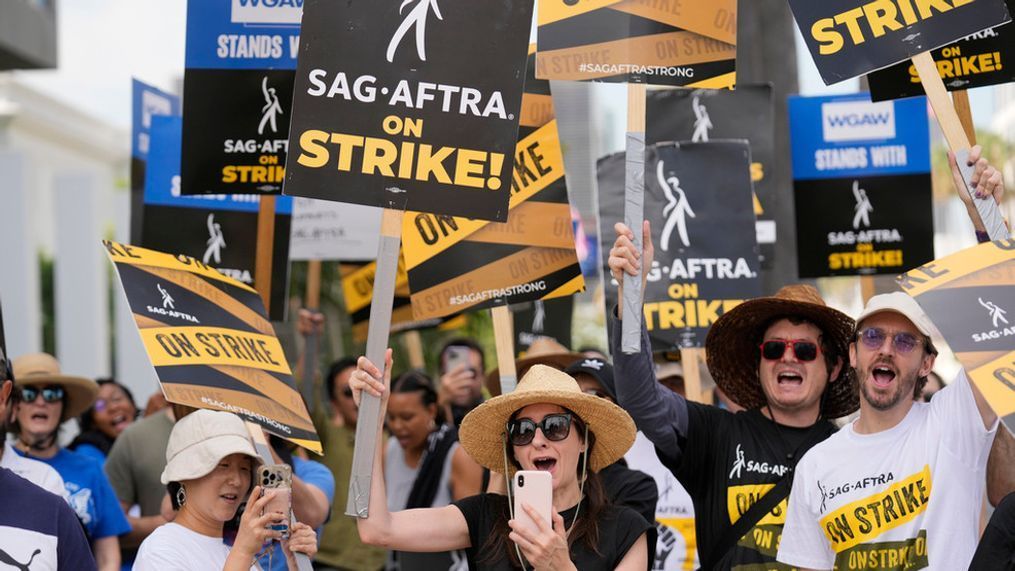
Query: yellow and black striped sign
103 240 322 454
897 239 1015 433
401 47 585 321
536 0 737 87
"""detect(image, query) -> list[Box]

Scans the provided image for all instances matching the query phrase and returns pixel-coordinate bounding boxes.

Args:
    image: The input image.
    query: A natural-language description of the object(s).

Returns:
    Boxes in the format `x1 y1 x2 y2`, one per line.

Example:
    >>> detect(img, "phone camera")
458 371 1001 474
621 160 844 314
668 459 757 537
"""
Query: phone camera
518 474 525 487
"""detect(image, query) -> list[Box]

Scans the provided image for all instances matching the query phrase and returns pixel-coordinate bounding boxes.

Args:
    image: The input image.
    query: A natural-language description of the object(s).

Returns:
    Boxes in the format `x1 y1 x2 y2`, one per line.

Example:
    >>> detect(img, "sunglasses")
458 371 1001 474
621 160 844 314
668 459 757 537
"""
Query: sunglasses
507 413 573 446
20 385 65 404
759 339 820 362
857 327 922 354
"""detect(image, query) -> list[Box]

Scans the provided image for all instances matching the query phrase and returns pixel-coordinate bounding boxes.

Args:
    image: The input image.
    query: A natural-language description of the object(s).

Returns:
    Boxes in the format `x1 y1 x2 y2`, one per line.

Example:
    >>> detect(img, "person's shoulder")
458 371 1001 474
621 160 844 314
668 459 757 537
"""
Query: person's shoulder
55 447 104 473
3 452 66 497
602 503 652 531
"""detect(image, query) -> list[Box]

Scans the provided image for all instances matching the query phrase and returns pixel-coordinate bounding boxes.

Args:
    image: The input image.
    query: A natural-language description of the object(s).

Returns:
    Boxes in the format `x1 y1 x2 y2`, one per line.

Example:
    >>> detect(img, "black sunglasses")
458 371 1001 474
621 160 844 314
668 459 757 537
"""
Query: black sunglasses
857 327 923 354
759 339 820 362
507 413 573 446
20 385 65 404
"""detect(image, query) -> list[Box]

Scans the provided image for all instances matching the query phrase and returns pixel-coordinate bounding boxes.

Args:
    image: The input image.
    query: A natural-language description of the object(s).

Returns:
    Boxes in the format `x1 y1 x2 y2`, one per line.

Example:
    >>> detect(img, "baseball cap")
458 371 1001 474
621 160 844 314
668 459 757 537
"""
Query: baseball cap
564 357 616 400
855 292 939 353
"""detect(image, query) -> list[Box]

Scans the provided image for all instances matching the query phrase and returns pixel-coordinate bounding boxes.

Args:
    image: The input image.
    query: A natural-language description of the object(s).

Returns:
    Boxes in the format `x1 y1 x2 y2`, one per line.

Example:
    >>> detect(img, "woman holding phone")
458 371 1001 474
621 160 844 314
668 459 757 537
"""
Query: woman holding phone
352 351 650 570
134 409 319 571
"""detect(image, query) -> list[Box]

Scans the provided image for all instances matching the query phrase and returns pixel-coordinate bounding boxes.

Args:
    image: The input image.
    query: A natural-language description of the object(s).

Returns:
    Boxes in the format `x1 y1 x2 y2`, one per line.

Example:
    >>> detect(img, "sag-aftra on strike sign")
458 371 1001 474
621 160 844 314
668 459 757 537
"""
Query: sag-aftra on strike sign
789 0 1011 84
283 0 532 222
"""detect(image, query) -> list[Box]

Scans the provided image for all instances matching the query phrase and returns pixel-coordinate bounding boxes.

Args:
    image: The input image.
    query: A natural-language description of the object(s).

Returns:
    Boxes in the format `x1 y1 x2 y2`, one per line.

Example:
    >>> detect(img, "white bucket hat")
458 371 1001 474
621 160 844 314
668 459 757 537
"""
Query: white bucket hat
161 409 262 485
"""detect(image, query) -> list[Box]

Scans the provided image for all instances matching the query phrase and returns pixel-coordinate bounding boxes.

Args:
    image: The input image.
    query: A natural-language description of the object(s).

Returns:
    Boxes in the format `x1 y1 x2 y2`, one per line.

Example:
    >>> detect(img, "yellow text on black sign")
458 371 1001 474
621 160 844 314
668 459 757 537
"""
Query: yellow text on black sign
907 44 1004 82
296 115 506 190
643 281 743 330
811 0 977 55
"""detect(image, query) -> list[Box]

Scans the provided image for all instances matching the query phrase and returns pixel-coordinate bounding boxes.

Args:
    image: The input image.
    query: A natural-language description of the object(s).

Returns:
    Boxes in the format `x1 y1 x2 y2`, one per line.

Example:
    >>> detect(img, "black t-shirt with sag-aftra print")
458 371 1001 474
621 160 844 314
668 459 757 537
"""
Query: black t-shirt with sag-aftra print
659 404 836 570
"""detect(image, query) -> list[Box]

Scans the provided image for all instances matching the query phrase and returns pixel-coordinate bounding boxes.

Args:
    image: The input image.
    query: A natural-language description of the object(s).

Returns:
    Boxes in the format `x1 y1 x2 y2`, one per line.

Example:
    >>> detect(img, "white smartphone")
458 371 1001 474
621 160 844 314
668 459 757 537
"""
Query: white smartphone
513 470 553 535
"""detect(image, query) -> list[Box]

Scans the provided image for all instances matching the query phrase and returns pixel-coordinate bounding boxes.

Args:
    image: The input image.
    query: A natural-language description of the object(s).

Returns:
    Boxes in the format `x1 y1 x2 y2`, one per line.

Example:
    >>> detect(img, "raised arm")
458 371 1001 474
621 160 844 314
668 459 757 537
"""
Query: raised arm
349 350 472 553
608 222 690 463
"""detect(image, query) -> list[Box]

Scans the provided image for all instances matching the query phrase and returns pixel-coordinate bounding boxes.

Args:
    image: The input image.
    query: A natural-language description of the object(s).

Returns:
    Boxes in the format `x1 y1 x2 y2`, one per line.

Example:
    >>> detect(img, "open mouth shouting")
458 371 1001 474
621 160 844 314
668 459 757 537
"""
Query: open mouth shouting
776 370 804 386
532 455 558 474
871 364 897 389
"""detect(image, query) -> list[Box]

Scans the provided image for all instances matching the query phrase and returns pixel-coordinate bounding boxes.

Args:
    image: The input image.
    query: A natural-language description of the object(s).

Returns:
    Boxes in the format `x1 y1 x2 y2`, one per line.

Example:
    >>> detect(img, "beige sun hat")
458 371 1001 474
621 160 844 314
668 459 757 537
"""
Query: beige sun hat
461 365 636 474
12 353 98 421
161 409 262 485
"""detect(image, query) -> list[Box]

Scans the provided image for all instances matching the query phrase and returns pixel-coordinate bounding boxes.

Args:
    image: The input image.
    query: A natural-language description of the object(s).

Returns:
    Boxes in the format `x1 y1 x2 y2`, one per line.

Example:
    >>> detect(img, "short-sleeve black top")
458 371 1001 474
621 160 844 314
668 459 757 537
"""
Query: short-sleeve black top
453 493 651 570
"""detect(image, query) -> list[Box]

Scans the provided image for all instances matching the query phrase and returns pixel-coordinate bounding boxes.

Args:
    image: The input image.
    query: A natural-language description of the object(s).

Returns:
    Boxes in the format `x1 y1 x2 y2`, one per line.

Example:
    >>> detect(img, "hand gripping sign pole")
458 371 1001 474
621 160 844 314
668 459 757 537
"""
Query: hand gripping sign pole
347 203 406 518
912 52 1008 241
622 83 648 354
491 305 518 394
245 422 314 571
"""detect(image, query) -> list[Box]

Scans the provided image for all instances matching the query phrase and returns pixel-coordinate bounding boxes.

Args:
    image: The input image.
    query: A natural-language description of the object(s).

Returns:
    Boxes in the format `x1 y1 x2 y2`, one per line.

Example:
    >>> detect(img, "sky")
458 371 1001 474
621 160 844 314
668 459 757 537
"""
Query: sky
7 0 998 133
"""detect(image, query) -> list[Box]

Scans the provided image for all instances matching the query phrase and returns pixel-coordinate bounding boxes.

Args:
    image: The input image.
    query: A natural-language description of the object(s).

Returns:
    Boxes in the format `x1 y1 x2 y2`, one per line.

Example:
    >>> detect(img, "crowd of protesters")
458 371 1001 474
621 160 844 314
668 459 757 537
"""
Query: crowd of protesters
0 148 1013 571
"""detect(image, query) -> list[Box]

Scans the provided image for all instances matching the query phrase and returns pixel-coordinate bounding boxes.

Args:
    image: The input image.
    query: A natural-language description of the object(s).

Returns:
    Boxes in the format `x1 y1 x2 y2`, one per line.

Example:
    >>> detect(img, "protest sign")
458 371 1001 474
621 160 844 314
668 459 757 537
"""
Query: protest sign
789 93 933 278
898 239 1015 432
788 0 1012 85
180 0 299 196
401 48 584 321
283 0 533 221
130 80 180 244
535 0 737 86
647 86 776 266
289 198 381 262
598 141 761 350
340 261 442 344
869 5 1015 101
104 240 322 453
513 298 575 355
142 115 292 320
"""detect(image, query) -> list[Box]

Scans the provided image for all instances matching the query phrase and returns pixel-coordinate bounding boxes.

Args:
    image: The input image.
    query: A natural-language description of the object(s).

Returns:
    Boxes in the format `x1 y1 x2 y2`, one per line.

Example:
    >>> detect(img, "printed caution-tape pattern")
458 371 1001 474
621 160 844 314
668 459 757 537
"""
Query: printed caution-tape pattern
401 47 585 320
536 0 737 86
898 239 1015 433
104 240 322 454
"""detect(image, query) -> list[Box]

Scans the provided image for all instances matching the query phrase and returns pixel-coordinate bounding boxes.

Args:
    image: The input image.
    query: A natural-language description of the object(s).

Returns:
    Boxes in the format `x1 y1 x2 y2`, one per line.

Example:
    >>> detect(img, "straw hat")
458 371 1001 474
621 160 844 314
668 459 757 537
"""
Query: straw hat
162 409 262 484
705 285 858 418
461 365 636 474
486 337 583 397
12 353 98 421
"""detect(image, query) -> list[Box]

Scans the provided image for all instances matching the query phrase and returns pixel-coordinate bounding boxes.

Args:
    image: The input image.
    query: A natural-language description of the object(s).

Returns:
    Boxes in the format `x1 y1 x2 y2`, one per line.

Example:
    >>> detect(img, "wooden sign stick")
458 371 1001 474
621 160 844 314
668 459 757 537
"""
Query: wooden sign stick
952 89 977 145
621 83 647 354
491 305 518 394
254 196 277 311
301 260 322 408
347 205 405 518
244 422 314 571
912 52 1008 241
680 347 711 405
404 330 425 370
860 276 876 304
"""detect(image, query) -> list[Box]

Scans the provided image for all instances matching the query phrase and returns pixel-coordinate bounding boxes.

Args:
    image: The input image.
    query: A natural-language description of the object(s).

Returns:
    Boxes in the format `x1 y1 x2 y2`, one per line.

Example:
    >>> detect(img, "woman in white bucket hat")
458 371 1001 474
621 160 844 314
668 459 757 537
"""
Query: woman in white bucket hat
134 409 318 570
350 349 651 570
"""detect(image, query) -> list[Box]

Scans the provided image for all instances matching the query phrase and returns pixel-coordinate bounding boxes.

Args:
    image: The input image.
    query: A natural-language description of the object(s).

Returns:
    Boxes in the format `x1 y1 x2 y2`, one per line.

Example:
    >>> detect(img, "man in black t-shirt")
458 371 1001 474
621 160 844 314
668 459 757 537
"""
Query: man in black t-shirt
608 222 858 570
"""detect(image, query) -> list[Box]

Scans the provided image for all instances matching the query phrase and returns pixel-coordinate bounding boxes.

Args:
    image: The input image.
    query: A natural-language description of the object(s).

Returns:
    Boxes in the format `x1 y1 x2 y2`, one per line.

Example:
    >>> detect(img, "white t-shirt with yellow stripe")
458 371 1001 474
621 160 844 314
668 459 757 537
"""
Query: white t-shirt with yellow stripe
777 370 997 570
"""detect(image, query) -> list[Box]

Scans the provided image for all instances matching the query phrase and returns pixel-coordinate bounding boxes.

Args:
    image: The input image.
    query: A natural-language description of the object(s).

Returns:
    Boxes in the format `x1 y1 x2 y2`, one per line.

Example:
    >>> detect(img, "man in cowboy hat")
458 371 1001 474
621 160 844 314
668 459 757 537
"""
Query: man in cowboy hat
777 293 998 570
609 222 856 569
10 353 130 571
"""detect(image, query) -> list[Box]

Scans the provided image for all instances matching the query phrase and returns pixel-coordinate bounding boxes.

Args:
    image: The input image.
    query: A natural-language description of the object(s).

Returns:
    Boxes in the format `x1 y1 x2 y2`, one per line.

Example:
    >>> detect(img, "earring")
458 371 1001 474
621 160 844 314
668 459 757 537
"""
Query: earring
428 418 436 430
176 485 187 507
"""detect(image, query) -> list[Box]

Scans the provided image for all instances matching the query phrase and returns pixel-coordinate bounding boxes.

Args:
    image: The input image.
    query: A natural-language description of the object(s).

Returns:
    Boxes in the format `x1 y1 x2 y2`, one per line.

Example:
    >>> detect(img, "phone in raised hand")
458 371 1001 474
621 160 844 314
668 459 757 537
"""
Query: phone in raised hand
257 464 292 540
513 470 553 536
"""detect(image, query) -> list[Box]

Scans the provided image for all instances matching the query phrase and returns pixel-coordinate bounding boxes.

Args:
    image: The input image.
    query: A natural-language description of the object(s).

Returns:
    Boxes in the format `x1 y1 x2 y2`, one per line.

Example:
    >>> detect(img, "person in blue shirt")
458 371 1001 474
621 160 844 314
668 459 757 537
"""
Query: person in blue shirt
69 379 139 465
10 353 131 571
257 435 336 571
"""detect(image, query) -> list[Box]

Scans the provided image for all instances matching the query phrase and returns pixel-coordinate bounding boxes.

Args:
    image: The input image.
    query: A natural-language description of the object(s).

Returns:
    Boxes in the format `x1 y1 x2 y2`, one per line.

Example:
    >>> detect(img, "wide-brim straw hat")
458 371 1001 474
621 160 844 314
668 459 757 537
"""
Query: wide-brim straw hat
161 409 262 484
461 365 636 474
486 337 583 397
705 284 858 418
12 353 99 421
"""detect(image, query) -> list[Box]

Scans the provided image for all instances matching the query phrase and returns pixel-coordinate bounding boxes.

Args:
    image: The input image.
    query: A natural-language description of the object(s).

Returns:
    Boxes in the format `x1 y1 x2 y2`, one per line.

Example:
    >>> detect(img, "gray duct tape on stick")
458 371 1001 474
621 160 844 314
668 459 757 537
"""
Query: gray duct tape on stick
956 148 1010 241
500 374 518 395
622 132 646 354
346 229 402 518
